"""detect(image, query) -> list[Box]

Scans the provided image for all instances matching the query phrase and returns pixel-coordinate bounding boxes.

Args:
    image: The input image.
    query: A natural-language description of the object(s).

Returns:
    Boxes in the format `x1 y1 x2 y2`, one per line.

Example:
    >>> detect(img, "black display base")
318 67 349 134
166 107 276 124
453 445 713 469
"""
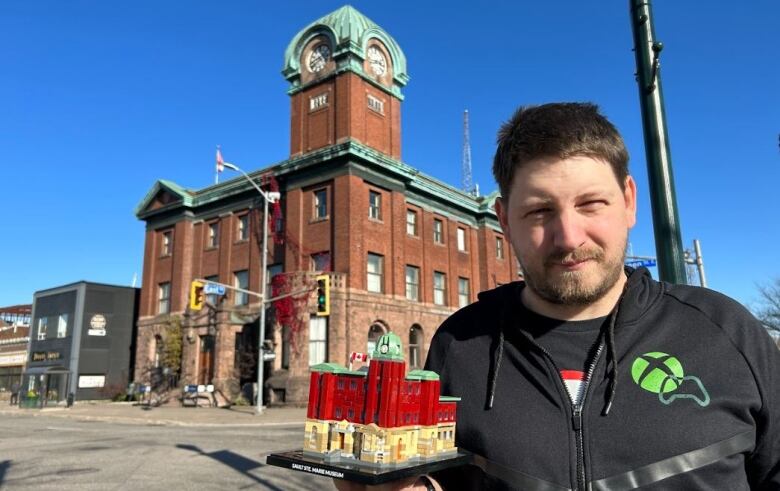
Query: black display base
266 449 472 485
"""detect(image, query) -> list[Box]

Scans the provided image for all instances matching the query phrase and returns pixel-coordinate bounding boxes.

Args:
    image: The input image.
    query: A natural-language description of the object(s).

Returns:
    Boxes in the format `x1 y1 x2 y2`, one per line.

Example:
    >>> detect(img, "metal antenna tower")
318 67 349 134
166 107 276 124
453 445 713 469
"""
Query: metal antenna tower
462 109 474 194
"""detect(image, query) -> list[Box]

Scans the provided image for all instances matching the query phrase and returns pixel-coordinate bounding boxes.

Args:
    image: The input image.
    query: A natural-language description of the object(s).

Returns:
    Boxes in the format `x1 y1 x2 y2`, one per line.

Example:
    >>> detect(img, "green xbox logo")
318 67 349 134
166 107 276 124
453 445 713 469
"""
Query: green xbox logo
631 352 684 394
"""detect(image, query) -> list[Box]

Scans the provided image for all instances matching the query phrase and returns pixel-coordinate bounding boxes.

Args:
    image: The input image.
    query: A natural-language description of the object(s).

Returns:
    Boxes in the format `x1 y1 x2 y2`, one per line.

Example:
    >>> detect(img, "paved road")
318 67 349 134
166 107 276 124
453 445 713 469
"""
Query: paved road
0 412 332 490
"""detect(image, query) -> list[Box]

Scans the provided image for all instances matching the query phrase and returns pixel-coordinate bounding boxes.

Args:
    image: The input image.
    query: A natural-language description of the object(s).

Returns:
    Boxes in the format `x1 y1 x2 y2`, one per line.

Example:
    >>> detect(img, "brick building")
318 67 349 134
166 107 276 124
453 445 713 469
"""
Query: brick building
133 6 518 405
0 305 31 398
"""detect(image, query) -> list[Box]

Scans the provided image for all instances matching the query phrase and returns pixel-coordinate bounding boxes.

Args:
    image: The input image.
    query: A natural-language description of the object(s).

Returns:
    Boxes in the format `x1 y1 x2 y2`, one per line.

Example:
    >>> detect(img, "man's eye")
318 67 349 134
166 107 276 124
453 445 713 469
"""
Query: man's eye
524 208 551 218
579 200 607 211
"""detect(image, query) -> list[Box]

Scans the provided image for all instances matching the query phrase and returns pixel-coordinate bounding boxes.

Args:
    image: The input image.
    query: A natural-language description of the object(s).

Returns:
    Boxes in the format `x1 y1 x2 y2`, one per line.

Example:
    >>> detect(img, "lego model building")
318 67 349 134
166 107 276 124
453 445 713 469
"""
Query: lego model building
303 332 460 467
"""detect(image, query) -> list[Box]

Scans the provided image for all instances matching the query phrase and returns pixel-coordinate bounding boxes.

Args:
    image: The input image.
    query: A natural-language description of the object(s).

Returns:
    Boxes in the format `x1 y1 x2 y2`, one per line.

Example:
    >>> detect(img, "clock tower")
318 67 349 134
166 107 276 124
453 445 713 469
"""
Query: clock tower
282 6 409 159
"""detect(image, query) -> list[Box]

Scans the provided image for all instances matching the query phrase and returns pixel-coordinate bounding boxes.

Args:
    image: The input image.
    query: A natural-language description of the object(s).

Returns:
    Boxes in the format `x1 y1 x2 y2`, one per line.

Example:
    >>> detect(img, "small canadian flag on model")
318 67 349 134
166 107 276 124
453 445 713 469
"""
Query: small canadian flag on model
349 352 368 370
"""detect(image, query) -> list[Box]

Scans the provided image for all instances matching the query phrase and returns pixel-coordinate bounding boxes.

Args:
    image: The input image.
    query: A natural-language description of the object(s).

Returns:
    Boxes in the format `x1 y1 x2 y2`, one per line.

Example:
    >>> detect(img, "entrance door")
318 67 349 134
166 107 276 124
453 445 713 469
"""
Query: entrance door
198 335 215 385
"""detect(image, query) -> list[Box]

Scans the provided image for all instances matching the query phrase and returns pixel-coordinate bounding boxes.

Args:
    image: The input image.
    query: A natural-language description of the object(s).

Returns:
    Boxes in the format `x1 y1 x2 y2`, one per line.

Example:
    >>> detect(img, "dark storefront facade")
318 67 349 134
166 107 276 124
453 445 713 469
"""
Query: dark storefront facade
23 282 139 407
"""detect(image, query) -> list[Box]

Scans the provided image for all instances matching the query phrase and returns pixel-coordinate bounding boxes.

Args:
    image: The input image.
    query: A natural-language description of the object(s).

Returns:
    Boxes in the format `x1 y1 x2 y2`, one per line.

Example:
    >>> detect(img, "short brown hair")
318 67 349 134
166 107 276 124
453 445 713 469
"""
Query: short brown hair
492 102 629 199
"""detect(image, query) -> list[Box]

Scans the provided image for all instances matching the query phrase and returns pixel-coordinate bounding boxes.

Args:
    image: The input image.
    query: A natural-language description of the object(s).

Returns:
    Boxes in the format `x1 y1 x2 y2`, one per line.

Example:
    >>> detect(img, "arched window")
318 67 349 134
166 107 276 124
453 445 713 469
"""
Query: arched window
367 323 387 355
409 325 423 368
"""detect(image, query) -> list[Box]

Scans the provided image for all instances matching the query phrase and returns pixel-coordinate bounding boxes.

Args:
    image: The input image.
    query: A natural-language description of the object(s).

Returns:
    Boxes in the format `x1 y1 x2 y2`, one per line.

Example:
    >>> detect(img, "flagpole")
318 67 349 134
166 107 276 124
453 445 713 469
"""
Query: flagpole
215 146 220 185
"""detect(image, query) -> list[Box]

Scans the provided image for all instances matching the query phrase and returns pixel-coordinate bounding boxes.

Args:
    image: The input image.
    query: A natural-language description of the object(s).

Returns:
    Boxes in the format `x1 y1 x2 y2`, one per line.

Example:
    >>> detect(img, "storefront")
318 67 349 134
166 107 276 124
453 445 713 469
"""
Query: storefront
21 366 71 407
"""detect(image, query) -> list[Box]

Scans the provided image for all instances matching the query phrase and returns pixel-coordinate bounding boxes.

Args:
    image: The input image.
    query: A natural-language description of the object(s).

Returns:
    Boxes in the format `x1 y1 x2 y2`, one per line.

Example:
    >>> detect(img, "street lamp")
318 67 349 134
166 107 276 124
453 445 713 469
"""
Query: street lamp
221 162 280 415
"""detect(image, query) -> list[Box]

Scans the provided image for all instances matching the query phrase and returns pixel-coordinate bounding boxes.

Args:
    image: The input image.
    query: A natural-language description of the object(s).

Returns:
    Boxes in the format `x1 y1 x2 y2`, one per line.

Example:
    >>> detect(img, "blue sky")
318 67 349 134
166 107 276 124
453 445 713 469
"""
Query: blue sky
2 1 778 310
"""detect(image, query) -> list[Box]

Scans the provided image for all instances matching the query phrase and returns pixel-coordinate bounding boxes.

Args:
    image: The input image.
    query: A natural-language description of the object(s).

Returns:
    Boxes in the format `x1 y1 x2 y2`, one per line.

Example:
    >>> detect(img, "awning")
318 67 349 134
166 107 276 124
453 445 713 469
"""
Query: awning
24 366 70 375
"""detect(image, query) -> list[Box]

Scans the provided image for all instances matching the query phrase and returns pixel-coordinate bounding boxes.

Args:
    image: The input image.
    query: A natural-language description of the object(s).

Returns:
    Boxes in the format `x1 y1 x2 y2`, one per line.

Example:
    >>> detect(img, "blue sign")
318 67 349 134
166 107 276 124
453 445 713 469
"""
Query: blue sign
184 384 199 393
626 259 657 268
204 283 225 295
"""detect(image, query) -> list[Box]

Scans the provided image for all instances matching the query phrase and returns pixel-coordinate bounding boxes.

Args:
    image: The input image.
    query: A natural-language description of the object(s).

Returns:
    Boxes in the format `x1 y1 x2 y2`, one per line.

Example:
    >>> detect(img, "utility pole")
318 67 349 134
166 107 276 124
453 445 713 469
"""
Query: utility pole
684 239 707 287
630 0 687 284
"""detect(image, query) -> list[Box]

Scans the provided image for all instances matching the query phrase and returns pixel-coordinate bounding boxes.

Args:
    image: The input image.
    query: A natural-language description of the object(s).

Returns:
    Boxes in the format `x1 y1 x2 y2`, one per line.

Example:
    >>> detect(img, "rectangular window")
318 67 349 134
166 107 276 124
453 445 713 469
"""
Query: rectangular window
309 316 327 366
57 314 68 338
37 317 47 341
367 253 384 293
311 251 331 272
496 236 505 259
367 94 384 114
433 272 447 306
458 277 470 308
457 228 467 252
405 265 420 301
309 93 328 111
368 191 382 220
313 189 328 219
267 264 283 290
433 219 444 244
207 222 219 248
205 275 219 306
237 214 249 241
234 270 249 306
161 230 172 256
406 210 417 236
158 282 171 314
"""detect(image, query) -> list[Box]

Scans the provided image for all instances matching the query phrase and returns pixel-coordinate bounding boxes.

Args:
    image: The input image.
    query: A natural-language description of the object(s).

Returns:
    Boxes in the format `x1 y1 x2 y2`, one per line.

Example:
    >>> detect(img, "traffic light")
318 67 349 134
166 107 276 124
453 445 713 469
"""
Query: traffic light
190 280 205 311
315 274 329 316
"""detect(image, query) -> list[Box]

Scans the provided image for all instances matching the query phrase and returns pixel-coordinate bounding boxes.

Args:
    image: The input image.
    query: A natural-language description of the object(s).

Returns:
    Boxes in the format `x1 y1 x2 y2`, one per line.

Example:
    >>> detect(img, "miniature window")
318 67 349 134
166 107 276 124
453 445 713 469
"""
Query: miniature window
335 408 342 419
158 282 171 314
433 219 444 244
348 409 354 419
338 379 344 390
350 380 356 390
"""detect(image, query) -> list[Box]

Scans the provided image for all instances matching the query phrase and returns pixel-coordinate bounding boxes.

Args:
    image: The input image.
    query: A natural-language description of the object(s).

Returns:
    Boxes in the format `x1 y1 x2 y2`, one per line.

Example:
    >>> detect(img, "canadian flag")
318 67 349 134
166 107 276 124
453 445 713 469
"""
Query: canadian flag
350 352 368 363
216 148 225 173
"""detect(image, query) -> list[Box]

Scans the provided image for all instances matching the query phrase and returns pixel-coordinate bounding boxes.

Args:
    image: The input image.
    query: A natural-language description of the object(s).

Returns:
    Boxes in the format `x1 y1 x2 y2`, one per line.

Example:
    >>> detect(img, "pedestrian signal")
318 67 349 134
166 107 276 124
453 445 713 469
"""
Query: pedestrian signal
315 274 330 316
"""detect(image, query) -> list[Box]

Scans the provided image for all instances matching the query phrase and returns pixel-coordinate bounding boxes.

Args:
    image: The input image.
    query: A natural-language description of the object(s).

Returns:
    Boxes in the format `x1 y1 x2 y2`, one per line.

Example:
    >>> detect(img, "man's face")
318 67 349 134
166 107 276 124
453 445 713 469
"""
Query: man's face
496 155 637 306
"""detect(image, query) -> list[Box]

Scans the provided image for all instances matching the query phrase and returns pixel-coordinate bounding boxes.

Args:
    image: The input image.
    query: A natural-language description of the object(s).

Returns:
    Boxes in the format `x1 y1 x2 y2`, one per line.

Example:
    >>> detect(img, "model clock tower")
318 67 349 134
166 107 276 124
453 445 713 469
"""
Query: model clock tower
282 6 409 159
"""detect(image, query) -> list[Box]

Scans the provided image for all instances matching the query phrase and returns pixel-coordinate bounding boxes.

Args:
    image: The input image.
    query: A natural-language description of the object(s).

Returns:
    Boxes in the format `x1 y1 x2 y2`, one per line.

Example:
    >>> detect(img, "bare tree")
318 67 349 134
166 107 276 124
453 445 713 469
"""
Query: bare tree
754 278 780 335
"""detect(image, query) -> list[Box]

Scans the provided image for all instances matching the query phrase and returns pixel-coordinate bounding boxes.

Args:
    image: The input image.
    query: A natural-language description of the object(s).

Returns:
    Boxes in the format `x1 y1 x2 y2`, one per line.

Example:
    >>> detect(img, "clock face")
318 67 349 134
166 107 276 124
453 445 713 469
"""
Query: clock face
367 46 387 76
308 44 330 73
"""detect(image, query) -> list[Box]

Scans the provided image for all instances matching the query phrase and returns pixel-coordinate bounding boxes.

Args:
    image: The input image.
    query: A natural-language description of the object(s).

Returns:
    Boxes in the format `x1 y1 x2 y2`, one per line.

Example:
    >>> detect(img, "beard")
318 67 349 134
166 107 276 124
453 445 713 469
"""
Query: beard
520 241 627 306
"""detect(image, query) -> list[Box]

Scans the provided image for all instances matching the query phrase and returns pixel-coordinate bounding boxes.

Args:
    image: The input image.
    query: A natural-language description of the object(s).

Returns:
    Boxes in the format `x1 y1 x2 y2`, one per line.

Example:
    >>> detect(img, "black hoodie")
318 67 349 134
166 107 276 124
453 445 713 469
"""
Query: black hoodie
426 268 780 490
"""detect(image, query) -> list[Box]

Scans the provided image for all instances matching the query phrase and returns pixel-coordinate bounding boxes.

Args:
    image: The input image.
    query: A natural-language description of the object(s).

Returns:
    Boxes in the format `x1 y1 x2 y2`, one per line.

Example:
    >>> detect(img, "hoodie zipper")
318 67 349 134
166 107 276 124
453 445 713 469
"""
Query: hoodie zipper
535 339 605 491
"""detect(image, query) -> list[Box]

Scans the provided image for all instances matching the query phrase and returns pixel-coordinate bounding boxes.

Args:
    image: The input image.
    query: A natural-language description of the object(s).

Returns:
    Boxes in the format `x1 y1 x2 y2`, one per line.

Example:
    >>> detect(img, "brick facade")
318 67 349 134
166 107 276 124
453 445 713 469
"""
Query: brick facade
134 7 519 406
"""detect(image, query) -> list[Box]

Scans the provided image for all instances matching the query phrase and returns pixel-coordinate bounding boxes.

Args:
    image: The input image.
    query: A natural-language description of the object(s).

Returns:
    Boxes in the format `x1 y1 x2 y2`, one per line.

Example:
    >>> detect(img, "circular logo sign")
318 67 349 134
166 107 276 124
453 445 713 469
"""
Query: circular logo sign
631 352 684 394
90 314 107 330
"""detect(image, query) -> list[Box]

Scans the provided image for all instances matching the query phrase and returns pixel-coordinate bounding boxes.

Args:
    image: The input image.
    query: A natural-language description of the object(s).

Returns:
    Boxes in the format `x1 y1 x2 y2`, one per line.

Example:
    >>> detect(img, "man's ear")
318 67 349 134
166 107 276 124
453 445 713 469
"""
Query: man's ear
494 197 511 236
624 176 637 229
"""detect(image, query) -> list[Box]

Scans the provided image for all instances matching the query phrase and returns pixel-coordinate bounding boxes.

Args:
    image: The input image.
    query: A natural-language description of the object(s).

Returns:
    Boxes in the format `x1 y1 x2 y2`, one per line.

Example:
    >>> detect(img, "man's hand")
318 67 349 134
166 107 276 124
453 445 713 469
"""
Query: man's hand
332 475 439 491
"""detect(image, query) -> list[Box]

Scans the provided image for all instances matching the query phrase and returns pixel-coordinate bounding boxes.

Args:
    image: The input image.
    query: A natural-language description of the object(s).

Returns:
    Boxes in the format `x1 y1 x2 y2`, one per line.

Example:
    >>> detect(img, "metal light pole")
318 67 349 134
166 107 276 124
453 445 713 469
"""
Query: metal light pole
222 162 279 415
630 0 687 284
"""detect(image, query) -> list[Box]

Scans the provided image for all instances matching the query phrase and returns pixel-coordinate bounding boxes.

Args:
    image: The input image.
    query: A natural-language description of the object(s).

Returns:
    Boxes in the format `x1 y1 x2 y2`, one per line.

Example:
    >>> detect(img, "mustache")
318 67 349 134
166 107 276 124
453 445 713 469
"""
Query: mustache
545 248 604 265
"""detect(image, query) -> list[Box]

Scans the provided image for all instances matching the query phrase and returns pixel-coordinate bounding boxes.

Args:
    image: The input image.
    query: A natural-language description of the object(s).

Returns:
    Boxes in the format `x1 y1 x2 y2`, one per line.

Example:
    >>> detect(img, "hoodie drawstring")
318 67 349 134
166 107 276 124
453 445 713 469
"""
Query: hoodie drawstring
487 328 505 410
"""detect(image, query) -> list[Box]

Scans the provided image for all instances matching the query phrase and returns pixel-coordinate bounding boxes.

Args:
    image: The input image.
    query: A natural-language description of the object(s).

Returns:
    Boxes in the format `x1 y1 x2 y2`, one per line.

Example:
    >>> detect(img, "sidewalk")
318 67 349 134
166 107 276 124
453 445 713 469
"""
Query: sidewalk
0 401 308 427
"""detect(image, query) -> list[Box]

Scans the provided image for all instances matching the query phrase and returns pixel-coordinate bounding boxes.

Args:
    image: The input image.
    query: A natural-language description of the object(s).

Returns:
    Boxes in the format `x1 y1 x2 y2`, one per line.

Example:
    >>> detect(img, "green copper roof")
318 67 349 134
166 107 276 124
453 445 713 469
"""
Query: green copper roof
372 331 404 361
406 369 440 381
282 5 408 96
310 362 366 376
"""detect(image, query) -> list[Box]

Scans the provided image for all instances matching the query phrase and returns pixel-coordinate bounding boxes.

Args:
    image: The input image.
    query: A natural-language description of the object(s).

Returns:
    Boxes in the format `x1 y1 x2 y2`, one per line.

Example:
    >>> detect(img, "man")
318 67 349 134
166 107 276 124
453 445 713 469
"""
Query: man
10 380 20 406
336 103 780 490
421 102 780 490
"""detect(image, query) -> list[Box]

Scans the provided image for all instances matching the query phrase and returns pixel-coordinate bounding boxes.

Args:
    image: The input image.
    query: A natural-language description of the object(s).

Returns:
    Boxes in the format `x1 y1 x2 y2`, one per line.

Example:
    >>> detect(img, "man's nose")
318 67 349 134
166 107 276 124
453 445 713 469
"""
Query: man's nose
552 210 587 251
